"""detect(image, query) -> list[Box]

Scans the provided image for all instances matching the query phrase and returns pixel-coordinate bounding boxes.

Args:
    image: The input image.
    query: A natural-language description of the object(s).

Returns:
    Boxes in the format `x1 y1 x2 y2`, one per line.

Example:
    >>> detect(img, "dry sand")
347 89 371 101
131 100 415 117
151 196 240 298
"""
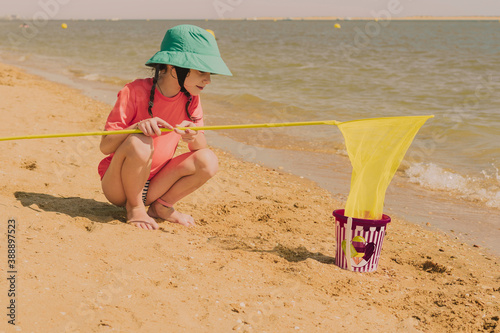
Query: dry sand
0 62 499 332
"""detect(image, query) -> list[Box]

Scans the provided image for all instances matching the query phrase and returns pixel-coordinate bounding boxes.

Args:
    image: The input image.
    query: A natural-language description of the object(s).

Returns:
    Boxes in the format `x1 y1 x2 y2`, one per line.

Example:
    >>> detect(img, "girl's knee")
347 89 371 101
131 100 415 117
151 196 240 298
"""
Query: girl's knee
194 148 218 178
123 134 154 161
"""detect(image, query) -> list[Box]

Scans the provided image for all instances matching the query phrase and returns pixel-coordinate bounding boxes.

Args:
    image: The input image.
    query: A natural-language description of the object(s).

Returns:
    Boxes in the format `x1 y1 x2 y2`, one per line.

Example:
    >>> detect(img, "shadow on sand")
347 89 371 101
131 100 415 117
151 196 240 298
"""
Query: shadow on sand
207 236 336 265
14 191 125 224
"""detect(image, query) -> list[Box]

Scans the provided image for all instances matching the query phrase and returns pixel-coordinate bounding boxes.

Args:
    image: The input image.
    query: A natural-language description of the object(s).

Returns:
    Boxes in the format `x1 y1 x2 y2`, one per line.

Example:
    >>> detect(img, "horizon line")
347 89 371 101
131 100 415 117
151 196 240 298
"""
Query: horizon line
2 15 500 21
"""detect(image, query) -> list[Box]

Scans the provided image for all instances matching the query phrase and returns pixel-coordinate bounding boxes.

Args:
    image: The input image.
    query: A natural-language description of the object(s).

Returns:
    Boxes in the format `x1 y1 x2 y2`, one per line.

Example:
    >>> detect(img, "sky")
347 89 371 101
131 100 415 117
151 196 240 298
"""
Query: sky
1 0 500 20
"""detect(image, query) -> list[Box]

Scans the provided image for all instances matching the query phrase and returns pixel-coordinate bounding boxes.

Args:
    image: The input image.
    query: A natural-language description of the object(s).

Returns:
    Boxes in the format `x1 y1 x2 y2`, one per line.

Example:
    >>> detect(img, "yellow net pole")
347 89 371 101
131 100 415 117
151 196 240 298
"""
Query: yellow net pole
0 120 340 142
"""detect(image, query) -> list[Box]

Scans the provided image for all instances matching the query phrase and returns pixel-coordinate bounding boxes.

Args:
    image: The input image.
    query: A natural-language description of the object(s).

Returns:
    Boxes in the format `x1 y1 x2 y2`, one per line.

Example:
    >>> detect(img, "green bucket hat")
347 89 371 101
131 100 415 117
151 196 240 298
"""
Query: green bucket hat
146 24 232 76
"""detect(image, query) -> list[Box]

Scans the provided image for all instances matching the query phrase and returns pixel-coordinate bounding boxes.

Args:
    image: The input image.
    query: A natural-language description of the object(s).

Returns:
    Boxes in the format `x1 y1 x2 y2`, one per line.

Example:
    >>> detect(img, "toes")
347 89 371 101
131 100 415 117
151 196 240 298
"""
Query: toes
187 214 195 225
182 214 196 227
148 207 195 228
130 221 158 230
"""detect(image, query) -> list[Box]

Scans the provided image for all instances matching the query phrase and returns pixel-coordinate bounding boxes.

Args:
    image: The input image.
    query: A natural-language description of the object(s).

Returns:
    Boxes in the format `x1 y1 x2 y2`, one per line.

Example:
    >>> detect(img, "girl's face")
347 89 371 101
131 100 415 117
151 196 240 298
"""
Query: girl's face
183 70 212 96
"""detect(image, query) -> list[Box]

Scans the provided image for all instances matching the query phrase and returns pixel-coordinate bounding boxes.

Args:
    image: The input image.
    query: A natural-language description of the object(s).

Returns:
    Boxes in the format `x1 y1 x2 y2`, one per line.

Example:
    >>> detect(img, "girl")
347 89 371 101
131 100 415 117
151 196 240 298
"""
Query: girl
98 24 232 230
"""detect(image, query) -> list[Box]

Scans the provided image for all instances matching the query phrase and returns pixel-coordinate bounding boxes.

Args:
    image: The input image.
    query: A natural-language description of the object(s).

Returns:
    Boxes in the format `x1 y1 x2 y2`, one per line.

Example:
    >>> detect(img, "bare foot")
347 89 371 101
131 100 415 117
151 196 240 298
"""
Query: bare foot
126 204 159 230
147 201 195 227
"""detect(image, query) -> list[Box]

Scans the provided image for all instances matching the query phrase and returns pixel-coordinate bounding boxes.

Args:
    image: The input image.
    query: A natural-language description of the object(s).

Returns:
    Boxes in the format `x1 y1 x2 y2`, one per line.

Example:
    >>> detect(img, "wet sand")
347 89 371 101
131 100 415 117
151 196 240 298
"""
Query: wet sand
205 131 500 257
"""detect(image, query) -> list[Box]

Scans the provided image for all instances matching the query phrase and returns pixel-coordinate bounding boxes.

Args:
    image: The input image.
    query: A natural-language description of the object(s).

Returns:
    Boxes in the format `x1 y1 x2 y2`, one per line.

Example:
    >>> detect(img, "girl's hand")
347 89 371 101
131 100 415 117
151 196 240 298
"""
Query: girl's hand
136 117 173 136
174 120 198 143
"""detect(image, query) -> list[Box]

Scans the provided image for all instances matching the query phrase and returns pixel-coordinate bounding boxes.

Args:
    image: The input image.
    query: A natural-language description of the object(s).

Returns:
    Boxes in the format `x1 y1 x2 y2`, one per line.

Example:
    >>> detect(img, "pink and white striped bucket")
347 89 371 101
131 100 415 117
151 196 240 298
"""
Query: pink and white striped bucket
333 209 391 273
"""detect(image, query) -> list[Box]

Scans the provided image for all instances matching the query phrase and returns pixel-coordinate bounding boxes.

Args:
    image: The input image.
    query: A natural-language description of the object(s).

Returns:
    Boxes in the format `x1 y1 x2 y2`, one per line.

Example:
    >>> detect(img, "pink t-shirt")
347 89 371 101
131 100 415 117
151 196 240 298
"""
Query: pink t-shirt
97 78 203 180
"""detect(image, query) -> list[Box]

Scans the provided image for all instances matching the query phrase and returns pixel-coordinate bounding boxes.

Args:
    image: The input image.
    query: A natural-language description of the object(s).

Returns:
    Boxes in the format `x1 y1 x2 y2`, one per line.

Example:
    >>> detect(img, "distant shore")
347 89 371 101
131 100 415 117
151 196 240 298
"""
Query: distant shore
2 16 500 21
221 16 500 21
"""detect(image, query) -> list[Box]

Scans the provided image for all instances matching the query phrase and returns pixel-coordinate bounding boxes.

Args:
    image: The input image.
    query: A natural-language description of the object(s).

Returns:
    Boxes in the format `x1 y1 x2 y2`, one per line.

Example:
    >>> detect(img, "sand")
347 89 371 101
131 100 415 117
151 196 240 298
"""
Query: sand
0 62 498 332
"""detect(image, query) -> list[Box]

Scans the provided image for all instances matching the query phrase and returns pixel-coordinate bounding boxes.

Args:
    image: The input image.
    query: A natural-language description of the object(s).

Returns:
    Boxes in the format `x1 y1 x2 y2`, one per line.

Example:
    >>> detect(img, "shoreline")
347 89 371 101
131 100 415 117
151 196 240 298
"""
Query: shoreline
0 61 499 332
216 16 500 21
206 131 500 256
4 56 500 257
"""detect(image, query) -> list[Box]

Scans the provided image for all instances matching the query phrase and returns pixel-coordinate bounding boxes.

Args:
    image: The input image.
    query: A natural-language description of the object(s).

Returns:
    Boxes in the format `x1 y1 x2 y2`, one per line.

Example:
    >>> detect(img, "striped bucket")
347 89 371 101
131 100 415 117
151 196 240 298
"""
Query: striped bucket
333 209 391 273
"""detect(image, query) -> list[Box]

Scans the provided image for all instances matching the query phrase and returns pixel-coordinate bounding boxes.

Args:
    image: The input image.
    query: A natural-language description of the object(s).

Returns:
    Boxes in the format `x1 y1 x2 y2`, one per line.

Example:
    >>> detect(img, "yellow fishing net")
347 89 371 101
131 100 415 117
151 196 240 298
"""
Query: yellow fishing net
338 115 433 220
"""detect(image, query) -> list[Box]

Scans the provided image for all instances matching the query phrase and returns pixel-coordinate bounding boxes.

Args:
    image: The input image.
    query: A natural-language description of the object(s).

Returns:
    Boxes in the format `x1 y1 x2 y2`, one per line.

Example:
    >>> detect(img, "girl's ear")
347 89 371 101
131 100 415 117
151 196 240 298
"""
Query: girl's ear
167 65 177 79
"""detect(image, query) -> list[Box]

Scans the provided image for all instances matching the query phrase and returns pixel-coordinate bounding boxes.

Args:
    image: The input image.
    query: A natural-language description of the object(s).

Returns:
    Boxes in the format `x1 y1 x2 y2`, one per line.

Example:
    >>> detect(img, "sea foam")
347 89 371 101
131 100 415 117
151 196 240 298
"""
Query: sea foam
406 162 500 209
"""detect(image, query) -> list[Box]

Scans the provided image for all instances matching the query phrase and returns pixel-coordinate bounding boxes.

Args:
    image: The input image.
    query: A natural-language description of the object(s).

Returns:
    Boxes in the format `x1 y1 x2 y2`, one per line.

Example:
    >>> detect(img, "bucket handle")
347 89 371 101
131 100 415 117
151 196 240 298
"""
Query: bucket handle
345 217 353 271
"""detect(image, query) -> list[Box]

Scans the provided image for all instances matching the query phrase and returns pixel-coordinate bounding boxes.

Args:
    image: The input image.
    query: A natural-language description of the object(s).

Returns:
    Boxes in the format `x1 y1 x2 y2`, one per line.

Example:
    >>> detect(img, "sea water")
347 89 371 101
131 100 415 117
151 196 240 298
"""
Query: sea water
1 19 499 242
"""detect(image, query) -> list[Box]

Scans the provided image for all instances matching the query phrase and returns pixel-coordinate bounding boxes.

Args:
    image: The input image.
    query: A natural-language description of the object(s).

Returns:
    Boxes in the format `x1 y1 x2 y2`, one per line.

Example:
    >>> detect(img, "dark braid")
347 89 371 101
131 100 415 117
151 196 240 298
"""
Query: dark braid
173 66 194 121
148 65 161 117
184 94 194 122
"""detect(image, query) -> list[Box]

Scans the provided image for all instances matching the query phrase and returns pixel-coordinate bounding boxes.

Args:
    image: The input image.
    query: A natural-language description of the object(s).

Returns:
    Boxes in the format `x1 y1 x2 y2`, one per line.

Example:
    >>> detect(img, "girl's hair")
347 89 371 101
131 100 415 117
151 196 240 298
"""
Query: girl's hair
148 64 194 121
